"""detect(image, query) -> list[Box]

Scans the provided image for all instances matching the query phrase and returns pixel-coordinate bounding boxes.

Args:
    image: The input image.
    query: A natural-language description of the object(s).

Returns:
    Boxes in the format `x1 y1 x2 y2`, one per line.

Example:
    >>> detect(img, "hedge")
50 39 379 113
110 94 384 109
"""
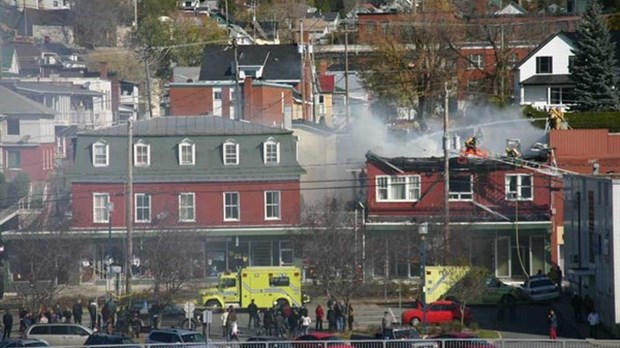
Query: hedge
522 106 620 132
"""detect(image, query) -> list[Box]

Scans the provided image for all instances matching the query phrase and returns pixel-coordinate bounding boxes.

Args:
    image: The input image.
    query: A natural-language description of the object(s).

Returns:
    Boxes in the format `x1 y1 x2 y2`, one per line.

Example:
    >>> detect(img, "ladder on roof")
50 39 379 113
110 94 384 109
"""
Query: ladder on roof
492 156 578 177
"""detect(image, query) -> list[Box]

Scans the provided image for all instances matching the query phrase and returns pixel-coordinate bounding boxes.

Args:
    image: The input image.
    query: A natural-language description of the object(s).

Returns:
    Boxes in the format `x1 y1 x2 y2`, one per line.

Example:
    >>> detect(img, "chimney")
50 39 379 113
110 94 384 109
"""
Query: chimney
243 77 253 121
99 61 108 79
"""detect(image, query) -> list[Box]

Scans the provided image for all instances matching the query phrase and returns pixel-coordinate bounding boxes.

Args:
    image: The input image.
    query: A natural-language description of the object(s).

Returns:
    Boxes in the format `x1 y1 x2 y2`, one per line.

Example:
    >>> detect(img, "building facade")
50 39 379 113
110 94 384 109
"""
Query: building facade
70 116 304 278
563 174 620 334
364 152 552 279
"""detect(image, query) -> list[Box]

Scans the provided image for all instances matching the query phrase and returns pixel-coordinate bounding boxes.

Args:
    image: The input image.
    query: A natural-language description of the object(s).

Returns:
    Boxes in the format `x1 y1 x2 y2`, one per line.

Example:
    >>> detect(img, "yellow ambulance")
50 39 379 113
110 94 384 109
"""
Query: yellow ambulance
197 266 303 309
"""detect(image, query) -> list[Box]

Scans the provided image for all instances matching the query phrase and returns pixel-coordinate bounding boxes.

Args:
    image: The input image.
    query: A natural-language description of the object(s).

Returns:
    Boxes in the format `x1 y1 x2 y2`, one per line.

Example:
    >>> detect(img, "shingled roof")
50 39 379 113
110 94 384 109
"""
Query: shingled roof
199 45 300 82
0 85 56 116
82 116 292 137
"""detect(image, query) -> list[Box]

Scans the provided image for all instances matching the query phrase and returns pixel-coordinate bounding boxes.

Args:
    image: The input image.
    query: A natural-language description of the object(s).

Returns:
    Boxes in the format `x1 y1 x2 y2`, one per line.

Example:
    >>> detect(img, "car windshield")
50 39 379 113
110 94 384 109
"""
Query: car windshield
531 279 554 287
181 333 206 343
393 329 422 339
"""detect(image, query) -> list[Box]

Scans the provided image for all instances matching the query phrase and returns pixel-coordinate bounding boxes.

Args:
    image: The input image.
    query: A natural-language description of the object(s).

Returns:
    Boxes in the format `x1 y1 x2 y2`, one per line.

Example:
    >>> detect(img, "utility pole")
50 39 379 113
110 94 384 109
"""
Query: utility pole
443 82 450 264
125 119 134 295
144 49 153 119
133 0 138 28
344 20 350 125
300 20 307 122
233 38 240 120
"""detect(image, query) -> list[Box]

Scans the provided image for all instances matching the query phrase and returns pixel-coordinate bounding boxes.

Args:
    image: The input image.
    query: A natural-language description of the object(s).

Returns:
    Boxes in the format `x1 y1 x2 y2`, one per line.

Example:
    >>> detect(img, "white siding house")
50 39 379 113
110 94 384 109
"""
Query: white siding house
515 32 576 111
563 174 620 334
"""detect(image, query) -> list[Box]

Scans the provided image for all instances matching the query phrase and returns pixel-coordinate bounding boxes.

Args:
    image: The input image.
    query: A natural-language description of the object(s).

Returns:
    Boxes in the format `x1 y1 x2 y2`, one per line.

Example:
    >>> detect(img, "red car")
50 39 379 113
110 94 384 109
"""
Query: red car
293 332 353 348
401 300 472 326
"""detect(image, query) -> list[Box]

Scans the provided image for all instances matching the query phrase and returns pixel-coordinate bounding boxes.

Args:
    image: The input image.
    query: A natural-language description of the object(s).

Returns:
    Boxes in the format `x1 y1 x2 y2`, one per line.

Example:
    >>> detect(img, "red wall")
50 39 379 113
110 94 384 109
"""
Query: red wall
4 143 55 182
169 86 213 115
71 180 301 228
248 85 291 126
366 161 551 220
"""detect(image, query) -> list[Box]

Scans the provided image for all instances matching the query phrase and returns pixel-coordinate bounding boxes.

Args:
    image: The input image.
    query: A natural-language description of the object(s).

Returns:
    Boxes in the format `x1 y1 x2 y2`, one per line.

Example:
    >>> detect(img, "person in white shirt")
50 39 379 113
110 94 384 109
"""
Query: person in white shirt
301 313 312 335
587 309 600 338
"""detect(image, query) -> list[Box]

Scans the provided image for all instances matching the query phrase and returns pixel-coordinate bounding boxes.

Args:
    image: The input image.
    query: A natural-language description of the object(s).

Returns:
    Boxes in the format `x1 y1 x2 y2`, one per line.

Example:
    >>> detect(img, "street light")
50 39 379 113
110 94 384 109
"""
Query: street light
418 222 428 335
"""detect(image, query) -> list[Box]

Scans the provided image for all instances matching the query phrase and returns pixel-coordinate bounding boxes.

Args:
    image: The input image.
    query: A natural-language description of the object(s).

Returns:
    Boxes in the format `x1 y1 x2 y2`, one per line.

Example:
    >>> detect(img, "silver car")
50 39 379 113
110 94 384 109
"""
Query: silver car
520 275 560 301
26 323 93 347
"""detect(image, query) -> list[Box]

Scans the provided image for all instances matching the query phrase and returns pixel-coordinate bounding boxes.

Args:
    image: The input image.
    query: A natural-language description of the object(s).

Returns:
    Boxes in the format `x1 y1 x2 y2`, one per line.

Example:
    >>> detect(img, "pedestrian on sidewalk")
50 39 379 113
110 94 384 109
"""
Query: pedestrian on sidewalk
587 308 600 339
571 293 583 323
221 307 229 339
247 299 259 329
347 304 354 331
548 308 558 340
315 304 324 331
300 312 311 335
3 310 13 340
381 311 392 339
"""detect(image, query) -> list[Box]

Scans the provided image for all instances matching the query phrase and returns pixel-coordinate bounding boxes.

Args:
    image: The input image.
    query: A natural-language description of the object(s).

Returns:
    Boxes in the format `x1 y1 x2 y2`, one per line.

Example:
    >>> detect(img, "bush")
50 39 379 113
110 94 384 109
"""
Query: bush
521 106 620 132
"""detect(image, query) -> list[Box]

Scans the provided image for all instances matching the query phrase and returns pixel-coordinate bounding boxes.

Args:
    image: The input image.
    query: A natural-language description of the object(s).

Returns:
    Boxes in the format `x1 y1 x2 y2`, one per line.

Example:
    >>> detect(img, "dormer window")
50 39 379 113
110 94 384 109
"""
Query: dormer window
223 139 239 165
133 140 150 167
178 138 195 166
263 137 280 165
92 140 109 167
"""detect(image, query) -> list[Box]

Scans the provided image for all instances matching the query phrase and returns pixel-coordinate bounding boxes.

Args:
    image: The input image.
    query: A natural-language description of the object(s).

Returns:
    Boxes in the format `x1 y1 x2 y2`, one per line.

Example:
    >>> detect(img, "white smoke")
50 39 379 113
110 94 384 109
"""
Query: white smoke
340 104 547 161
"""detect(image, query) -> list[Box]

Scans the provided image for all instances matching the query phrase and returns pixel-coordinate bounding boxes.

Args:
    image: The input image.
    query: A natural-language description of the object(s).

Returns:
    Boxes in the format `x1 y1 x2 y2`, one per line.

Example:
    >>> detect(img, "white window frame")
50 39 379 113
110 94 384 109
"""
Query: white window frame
263 137 280 165
449 175 474 201
505 174 534 201
133 140 150 167
178 139 195 166
135 193 151 223
93 193 110 223
265 190 281 220
223 139 239 165
375 175 421 202
223 192 240 221
468 54 484 70
178 192 196 222
92 140 109 167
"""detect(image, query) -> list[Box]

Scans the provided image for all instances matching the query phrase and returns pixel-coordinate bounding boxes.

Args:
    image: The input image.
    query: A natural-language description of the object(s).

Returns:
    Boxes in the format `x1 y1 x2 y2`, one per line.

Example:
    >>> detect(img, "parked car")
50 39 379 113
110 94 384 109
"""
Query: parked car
444 275 524 305
0 339 49 348
84 333 141 348
351 327 438 348
401 300 472 326
25 323 93 346
293 332 353 348
520 275 560 301
146 328 210 348
431 333 496 348
128 300 199 331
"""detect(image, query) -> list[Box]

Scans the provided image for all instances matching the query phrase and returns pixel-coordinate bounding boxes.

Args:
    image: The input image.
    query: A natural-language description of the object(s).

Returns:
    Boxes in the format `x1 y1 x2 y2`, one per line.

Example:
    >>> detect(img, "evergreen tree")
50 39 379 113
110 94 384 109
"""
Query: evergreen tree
570 1 620 111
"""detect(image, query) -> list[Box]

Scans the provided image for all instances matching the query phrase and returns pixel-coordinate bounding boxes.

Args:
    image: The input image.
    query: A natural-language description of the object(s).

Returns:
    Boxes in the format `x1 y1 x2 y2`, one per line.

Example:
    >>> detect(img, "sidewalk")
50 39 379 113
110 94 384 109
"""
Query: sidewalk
555 294 615 340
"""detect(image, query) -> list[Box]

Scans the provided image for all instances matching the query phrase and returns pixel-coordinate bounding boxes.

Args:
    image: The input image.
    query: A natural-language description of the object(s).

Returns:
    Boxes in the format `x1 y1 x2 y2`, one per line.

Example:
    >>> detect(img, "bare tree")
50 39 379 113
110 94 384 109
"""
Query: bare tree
360 8 460 120
140 229 202 307
9 224 86 312
440 266 488 329
293 198 361 311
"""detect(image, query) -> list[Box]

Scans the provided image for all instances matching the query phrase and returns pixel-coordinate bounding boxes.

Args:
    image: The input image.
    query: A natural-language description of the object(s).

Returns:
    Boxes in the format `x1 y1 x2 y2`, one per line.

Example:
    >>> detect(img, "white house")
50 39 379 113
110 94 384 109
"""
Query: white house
563 174 620 334
514 32 576 111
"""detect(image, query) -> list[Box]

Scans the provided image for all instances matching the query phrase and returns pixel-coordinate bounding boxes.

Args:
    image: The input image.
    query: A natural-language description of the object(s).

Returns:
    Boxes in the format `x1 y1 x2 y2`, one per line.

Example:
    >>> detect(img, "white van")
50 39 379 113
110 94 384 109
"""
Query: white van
26 323 93 346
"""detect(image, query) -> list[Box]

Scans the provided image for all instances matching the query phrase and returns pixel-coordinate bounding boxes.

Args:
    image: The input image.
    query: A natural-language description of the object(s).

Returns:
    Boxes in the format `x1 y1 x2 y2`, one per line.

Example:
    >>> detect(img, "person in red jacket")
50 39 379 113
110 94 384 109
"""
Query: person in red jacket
315 304 324 331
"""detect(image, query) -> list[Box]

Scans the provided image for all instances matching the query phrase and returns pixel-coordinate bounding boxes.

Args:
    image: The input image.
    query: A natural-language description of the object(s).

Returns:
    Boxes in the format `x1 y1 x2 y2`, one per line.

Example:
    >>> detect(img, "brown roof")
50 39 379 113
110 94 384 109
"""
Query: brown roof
550 129 620 158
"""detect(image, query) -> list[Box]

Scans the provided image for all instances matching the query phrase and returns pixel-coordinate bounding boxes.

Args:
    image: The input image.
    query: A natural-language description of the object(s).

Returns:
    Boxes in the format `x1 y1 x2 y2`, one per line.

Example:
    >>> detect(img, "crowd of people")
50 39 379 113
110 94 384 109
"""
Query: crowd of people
12 297 147 338
225 296 354 340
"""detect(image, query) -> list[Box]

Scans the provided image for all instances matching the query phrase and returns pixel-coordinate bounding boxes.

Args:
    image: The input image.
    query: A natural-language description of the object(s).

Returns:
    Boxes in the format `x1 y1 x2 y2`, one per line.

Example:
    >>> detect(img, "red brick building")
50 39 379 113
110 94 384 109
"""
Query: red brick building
364 151 553 279
168 45 312 127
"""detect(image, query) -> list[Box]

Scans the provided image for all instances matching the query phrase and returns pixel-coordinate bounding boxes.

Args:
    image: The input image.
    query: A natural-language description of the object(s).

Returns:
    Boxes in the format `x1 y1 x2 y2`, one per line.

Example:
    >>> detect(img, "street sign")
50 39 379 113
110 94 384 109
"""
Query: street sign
184 302 195 319
202 310 212 324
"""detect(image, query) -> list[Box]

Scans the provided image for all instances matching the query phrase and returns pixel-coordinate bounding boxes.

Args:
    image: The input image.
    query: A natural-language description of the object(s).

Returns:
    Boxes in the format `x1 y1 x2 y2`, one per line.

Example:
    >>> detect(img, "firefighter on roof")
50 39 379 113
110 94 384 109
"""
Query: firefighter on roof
548 107 567 130
465 137 477 152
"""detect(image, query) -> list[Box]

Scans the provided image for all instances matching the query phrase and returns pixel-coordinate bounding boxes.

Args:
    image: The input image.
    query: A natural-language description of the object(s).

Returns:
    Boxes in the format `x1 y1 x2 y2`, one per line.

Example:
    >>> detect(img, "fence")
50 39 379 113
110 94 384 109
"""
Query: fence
39 339 620 348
